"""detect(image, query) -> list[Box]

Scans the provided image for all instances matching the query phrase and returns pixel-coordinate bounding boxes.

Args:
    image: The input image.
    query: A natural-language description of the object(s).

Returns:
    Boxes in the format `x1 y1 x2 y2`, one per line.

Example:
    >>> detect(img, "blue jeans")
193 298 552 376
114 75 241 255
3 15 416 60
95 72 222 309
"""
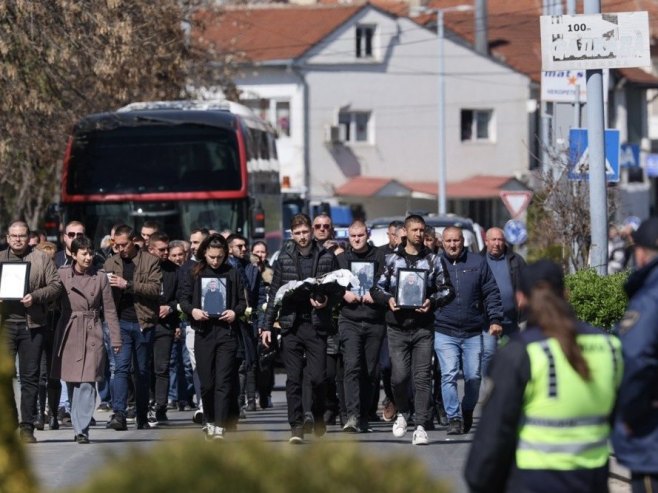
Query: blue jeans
434 332 482 420
481 322 518 379
98 321 115 404
113 321 154 423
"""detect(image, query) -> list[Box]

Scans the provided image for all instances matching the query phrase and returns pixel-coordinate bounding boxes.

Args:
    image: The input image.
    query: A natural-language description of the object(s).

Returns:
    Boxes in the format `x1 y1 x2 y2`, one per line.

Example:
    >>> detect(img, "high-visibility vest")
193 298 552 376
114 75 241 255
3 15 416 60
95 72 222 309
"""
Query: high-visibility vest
516 333 622 471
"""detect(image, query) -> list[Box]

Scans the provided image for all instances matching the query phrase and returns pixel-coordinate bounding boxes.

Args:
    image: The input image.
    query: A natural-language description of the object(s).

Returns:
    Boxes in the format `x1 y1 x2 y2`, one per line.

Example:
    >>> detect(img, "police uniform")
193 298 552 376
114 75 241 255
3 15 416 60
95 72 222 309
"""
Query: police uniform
612 217 658 491
464 261 622 493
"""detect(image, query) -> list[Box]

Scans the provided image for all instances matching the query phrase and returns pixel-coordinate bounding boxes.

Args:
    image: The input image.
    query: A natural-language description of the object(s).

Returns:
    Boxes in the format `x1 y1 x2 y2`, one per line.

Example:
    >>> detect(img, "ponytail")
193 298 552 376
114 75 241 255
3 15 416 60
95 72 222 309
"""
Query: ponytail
526 282 591 381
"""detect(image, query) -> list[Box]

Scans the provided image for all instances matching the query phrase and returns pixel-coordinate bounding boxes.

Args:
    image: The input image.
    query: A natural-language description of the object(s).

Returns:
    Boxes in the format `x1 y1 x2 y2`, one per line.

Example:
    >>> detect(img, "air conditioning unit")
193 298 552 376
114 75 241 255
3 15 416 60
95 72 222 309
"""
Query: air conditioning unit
325 125 342 144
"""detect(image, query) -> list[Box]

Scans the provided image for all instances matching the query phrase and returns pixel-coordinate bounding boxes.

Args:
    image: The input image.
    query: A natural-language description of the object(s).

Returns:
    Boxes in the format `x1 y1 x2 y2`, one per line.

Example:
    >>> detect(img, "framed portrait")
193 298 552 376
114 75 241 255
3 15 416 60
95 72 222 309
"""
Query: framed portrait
349 261 375 296
0 262 31 300
200 276 228 317
396 268 427 309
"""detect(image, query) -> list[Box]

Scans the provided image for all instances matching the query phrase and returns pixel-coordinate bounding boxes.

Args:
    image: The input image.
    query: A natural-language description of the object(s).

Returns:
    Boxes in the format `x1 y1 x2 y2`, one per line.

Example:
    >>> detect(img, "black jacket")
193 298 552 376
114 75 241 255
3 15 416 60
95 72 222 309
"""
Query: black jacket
336 244 386 323
482 248 526 326
158 259 179 330
264 240 338 335
179 261 246 332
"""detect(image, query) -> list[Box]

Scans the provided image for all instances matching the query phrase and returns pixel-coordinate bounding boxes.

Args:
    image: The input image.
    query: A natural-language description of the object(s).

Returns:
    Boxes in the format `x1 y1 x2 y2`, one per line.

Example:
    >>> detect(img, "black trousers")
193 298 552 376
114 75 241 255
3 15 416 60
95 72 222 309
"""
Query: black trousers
194 327 237 427
152 325 174 410
6 323 45 427
281 321 327 428
339 319 385 421
37 327 62 419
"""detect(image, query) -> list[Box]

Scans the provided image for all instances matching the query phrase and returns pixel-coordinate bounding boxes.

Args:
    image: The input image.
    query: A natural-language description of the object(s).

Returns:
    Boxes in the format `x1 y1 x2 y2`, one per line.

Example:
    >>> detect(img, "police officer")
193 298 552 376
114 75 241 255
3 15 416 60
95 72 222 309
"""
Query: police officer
613 217 658 492
465 260 622 493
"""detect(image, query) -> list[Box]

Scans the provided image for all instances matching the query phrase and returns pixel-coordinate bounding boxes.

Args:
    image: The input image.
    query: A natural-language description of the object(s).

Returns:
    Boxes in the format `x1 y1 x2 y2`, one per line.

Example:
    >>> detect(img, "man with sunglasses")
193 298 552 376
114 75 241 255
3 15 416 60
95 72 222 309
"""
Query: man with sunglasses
312 213 334 249
55 221 104 269
0 220 63 443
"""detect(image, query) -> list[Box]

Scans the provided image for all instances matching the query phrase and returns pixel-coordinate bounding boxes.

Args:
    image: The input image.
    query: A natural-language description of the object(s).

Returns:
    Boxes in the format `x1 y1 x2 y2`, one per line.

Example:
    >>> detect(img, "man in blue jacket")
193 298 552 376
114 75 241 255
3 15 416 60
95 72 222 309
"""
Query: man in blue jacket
435 226 502 435
613 217 658 492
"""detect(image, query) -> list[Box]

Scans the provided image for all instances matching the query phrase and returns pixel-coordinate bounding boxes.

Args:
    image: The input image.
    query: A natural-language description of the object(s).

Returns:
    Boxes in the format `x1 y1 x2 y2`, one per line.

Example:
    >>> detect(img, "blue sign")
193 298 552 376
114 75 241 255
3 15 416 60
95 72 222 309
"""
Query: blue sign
620 143 640 168
647 154 658 178
504 220 528 246
568 128 620 182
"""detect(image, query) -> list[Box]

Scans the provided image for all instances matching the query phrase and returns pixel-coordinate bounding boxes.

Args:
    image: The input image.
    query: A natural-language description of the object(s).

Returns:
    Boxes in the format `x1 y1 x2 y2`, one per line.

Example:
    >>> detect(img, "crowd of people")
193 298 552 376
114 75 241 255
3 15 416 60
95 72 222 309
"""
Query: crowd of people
4 212 658 493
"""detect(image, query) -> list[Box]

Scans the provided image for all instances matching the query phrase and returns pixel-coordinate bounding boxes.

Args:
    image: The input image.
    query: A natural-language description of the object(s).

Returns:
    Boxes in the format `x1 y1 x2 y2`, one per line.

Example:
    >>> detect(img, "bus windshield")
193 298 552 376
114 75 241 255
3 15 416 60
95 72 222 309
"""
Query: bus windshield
66 124 242 195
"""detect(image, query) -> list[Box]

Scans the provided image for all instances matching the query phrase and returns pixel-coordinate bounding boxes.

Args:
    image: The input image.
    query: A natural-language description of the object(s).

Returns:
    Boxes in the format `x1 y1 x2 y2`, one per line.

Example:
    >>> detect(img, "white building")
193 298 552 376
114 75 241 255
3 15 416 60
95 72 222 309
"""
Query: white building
196 3 533 227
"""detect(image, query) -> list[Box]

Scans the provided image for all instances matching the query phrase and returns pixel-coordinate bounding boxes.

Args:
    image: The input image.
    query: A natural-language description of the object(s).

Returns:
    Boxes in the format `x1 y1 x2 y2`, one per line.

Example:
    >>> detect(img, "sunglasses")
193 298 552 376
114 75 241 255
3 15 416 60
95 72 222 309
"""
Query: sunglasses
313 224 331 231
66 232 85 239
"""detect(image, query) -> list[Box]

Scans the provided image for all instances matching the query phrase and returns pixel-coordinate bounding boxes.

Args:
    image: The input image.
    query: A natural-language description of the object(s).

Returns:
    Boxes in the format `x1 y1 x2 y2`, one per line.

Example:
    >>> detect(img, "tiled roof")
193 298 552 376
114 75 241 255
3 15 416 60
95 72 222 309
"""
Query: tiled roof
617 67 658 87
195 5 362 62
335 174 518 199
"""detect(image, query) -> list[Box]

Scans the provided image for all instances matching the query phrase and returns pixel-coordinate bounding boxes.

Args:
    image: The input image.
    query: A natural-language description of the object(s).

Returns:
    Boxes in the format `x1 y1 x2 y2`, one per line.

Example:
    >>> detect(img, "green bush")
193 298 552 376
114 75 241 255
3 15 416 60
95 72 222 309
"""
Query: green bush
66 437 448 493
565 269 629 331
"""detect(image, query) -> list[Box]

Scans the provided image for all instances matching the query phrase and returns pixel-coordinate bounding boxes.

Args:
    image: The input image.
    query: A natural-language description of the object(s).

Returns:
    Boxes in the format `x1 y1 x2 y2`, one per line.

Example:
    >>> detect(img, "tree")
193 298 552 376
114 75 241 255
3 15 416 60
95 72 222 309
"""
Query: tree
0 1 240 229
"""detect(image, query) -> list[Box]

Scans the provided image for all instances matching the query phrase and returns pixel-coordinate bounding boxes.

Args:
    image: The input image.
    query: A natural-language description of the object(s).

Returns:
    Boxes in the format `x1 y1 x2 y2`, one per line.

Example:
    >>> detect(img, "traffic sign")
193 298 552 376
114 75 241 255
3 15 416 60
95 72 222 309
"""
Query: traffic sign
503 220 528 246
620 143 640 168
499 191 533 219
540 12 650 71
568 128 620 182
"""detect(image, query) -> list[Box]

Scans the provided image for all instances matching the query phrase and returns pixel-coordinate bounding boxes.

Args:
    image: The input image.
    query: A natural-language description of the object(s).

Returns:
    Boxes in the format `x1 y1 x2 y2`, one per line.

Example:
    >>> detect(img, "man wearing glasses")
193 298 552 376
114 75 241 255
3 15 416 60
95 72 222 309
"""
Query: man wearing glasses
312 213 334 249
0 220 63 443
55 221 104 269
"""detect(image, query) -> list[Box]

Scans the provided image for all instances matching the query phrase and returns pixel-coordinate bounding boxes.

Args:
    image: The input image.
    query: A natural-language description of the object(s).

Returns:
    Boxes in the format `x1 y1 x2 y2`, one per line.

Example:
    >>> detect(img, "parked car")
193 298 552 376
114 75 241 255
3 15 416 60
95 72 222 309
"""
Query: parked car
367 214 485 253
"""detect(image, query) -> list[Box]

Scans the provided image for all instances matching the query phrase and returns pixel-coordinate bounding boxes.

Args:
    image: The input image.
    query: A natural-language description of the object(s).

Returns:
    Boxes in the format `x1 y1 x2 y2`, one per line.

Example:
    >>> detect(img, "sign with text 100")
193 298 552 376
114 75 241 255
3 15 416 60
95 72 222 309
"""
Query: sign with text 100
540 12 650 71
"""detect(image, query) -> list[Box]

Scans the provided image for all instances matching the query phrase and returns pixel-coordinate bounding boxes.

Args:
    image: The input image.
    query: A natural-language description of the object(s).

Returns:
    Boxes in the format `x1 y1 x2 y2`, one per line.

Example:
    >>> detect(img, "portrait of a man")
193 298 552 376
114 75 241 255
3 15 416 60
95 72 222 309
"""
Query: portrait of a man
201 277 226 316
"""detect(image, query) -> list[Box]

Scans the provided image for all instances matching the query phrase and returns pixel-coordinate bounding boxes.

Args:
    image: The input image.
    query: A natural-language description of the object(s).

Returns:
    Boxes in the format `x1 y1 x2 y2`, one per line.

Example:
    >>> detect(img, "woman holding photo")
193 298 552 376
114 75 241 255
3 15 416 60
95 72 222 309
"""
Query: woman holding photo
51 236 121 444
179 234 246 440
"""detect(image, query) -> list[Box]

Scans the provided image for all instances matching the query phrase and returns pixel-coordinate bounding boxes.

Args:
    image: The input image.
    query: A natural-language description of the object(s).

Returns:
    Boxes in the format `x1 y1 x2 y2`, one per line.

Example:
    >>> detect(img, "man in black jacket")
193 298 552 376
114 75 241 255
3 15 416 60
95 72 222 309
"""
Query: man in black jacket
261 213 338 443
337 221 387 433
148 232 179 425
372 215 454 446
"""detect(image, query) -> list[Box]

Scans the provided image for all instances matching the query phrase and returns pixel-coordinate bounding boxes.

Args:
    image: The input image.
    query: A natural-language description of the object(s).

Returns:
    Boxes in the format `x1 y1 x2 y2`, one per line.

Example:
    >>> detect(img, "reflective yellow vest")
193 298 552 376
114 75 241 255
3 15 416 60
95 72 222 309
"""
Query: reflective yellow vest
516 333 622 470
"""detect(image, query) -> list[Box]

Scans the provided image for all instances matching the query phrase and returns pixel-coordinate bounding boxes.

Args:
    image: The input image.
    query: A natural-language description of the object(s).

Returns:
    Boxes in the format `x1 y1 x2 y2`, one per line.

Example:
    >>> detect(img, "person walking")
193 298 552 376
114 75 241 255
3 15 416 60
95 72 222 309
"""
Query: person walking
1 220 63 443
179 234 246 440
371 214 454 445
261 213 338 444
104 225 162 431
435 226 503 435
465 260 622 493
337 220 387 433
612 217 658 492
51 236 121 443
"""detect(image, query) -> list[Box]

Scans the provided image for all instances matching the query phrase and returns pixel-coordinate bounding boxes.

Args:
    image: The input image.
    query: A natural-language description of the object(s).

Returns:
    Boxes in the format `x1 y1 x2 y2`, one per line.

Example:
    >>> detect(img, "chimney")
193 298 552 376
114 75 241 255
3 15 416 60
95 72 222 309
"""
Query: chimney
475 0 488 55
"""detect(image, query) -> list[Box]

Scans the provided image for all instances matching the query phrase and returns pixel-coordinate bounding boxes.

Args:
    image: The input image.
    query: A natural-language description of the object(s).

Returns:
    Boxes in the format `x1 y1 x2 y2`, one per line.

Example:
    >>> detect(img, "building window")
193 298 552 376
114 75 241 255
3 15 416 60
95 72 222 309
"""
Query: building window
275 101 290 137
461 109 494 142
356 25 375 59
242 98 291 137
338 111 371 143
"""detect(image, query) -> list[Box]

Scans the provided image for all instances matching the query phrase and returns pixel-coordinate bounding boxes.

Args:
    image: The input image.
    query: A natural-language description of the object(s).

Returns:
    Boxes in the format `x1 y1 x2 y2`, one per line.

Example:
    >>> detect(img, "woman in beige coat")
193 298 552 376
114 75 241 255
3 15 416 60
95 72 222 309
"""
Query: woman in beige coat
52 236 121 443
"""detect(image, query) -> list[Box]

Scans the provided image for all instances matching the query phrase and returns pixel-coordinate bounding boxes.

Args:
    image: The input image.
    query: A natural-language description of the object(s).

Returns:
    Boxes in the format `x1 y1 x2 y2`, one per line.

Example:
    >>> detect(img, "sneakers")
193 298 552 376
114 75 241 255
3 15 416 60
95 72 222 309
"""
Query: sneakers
75 433 90 444
412 425 429 445
289 426 304 444
382 399 397 422
342 416 360 433
447 418 463 435
155 408 168 423
97 402 111 412
125 407 136 424
193 409 204 425
147 409 159 428
323 410 337 426
246 401 257 412
436 403 449 427
107 412 128 431
463 410 474 434
18 425 37 444
392 414 408 438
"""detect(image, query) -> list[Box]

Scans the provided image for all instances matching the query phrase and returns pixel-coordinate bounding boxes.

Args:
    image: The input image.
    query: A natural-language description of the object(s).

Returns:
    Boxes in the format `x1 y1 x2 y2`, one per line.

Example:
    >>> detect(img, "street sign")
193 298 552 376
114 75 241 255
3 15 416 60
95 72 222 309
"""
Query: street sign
499 191 533 219
568 128 620 182
541 70 609 103
647 154 658 178
620 143 640 168
540 12 650 71
503 220 528 246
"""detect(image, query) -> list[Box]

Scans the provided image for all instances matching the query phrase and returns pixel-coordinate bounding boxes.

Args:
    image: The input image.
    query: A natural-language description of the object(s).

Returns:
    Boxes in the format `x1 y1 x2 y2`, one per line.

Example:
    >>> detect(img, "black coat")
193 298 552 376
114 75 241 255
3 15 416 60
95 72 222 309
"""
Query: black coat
264 240 338 335
158 259 179 330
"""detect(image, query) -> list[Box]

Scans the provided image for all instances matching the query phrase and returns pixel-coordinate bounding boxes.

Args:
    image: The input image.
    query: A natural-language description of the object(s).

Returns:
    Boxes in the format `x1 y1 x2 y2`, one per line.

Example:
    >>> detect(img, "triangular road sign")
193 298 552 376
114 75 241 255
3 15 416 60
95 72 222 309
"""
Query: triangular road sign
499 191 533 219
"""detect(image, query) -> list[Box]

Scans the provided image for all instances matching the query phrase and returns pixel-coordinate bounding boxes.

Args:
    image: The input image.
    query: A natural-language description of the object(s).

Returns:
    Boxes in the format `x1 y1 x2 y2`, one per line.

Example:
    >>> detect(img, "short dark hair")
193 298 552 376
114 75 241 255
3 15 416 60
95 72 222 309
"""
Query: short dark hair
290 213 312 230
388 220 404 229
71 236 93 255
8 220 29 233
251 240 268 253
226 233 247 246
404 215 425 228
141 220 160 231
190 228 210 238
114 224 133 238
149 232 170 244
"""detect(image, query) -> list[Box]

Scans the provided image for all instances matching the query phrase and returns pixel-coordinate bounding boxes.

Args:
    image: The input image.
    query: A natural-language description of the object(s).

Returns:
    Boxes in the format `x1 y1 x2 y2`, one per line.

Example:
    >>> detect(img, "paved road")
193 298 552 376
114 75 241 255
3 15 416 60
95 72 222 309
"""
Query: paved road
26 379 630 493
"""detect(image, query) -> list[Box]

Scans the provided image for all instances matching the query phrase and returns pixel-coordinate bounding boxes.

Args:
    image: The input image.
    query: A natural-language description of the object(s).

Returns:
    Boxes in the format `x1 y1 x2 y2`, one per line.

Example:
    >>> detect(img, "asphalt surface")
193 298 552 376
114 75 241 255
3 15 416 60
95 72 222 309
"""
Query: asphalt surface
25 376 630 493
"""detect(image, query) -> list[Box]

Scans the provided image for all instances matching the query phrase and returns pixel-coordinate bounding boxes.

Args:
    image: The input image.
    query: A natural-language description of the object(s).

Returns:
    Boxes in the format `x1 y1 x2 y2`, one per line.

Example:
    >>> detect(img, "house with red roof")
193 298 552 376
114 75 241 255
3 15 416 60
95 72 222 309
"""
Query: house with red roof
193 3 534 226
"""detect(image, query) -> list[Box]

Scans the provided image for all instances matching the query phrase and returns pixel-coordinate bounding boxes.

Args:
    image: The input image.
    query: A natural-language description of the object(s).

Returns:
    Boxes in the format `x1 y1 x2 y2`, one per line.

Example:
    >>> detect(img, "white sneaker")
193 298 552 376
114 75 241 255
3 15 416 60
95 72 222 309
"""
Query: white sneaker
213 426 225 440
412 425 429 445
392 414 408 438
204 424 216 441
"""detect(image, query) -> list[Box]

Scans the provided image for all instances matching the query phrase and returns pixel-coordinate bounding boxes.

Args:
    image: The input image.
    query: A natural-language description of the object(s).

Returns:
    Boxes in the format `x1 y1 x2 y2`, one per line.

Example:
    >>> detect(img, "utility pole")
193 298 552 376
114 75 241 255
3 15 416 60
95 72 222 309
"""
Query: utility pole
584 0 608 274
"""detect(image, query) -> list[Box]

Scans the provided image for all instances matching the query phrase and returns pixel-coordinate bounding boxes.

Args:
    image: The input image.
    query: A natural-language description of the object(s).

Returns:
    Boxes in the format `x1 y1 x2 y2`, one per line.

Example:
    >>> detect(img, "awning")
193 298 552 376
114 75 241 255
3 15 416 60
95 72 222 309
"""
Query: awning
616 68 658 89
